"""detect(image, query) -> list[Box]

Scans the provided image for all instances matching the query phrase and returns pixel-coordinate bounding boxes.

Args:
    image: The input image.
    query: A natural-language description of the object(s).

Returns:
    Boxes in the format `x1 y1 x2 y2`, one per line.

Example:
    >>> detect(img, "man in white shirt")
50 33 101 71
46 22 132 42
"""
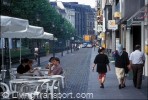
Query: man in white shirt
129 45 145 89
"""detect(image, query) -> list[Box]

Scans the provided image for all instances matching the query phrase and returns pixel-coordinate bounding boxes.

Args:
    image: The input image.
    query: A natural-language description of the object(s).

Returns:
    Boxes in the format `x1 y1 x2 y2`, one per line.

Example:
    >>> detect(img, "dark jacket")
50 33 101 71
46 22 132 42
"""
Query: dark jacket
17 64 30 74
115 51 130 73
94 54 109 73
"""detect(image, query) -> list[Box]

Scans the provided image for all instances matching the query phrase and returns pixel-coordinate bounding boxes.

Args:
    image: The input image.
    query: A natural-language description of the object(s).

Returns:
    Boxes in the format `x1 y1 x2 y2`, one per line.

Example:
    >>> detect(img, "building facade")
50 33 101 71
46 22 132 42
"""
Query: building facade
50 2 95 40
103 0 148 76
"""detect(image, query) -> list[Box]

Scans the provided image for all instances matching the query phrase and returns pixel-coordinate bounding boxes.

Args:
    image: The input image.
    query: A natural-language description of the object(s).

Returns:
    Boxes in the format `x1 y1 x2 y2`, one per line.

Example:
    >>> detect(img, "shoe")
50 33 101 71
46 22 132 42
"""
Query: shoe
119 84 122 89
101 83 104 88
134 83 137 88
137 87 141 89
100 83 104 88
100 85 103 88
122 84 126 88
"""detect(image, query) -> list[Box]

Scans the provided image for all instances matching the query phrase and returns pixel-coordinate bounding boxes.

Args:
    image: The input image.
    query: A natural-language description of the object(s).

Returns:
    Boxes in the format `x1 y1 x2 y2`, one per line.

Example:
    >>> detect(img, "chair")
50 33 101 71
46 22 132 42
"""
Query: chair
1 70 7 81
0 82 11 98
9 68 17 79
51 75 65 89
19 79 60 100
40 79 60 99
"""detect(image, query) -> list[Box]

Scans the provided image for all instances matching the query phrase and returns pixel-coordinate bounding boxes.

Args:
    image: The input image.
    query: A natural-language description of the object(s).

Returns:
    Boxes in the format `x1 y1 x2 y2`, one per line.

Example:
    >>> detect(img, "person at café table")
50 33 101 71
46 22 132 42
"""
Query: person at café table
46 57 55 69
48 57 63 76
17 58 30 74
17 58 42 76
26 59 43 76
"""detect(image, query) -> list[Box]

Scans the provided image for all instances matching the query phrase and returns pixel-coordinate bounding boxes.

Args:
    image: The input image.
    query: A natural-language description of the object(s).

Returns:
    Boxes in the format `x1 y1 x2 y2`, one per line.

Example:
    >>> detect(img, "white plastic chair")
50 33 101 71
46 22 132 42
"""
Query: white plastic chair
40 79 60 99
0 82 11 98
19 79 60 100
51 75 65 89
9 68 17 79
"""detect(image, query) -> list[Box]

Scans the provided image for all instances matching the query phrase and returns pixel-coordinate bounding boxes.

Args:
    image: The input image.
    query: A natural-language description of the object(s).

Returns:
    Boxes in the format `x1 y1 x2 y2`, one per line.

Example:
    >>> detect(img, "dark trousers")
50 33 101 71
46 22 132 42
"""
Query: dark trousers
131 64 143 88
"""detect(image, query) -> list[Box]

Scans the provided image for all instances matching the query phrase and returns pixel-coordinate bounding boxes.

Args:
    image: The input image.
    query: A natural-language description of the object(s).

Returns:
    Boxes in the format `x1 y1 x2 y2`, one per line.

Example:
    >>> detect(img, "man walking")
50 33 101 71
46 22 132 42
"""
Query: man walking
129 45 145 89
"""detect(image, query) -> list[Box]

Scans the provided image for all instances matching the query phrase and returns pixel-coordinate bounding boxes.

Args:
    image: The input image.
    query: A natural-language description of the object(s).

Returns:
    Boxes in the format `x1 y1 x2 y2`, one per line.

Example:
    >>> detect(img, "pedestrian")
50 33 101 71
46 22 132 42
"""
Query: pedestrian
46 57 55 69
48 57 63 75
114 44 130 89
92 47 111 88
123 48 126 52
129 44 145 89
17 58 30 74
93 43 96 51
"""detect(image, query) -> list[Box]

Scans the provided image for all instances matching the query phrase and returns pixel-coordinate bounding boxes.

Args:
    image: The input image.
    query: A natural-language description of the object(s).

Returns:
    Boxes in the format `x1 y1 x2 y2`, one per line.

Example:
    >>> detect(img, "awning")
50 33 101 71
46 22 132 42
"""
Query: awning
127 4 148 26
0 15 29 34
1 25 44 38
31 32 53 40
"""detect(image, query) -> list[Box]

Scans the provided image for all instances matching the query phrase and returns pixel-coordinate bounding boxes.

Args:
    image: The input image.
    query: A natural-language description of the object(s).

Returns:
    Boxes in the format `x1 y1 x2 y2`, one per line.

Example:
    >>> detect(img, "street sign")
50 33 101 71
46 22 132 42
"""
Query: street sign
108 20 118 30
97 25 103 32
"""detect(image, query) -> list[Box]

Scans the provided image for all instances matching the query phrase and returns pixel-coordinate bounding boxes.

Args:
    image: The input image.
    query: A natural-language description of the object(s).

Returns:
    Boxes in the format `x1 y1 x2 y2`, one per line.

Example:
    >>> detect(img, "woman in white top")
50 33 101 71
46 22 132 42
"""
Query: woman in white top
46 57 55 73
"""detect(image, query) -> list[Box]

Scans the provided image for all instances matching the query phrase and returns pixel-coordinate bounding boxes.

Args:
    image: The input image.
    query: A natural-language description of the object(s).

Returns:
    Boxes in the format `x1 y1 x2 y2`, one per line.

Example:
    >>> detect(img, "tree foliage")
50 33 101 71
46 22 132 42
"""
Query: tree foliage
1 0 76 39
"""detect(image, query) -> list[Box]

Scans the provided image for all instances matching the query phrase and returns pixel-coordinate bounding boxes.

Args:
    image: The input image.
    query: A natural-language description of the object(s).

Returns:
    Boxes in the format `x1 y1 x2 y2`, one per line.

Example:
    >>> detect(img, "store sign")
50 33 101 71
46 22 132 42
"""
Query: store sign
83 35 91 41
99 33 105 38
108 20 118 30
114 12 121 18
133 11 148 21
97 25 103 32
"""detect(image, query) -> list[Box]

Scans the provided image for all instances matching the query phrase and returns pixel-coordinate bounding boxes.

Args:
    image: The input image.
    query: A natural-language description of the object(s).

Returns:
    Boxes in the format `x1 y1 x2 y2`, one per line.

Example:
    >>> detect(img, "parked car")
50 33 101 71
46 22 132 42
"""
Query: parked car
86 43 92 48
82 43 87 48
82 42 92 48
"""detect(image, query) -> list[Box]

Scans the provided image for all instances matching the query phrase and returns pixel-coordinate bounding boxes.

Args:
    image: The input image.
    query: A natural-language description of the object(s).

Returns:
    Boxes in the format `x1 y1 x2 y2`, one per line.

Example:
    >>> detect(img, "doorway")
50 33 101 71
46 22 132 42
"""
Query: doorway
131 26 141 51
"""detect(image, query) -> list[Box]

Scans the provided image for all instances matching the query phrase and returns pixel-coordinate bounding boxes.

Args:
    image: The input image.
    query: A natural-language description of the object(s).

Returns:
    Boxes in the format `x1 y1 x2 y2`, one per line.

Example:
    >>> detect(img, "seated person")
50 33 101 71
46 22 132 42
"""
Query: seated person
46 57 55 69
48 57 63 76
26 60 43 76
17 58 30 74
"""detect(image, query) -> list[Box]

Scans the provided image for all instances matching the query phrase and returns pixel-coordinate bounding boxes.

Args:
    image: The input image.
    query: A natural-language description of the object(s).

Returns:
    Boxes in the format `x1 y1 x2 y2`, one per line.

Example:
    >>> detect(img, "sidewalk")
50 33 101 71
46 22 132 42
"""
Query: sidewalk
87 49 148 99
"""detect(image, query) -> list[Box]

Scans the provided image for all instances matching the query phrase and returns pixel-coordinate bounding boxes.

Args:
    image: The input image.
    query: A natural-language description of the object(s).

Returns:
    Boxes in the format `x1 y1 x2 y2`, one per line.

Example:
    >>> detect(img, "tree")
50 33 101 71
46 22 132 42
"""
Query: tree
1 0 76 45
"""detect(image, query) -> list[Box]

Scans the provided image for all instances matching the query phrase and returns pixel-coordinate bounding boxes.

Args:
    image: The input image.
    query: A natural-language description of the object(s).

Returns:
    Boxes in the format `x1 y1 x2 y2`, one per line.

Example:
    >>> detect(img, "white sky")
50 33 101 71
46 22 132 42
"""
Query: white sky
49 0 96 8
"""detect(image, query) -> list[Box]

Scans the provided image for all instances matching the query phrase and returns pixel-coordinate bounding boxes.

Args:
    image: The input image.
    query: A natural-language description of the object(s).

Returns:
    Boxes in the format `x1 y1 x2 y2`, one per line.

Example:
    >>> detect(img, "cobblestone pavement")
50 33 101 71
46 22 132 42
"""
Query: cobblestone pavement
9 48 148 99
40 48 92 99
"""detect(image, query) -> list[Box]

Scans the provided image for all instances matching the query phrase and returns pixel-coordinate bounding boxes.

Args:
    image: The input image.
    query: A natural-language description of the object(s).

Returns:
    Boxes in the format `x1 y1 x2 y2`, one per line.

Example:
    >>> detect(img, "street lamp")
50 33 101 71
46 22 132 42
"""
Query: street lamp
71 37 74 53
36 13 41 66
53 37 57 57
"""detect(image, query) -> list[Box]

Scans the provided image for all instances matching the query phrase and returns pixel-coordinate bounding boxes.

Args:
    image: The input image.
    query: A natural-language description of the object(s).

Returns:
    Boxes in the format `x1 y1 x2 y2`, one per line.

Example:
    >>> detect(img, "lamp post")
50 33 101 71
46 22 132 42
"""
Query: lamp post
71 37 74 53
60 28 64 56
53 36 55 57
53 37 57 57
66 40 69 54
36 13 40 66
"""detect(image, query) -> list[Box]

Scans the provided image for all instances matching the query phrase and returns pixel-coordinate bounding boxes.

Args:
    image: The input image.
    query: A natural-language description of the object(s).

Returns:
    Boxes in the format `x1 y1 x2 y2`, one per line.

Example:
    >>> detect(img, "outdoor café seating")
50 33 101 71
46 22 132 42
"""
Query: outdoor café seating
9 78 59 99
0 67 65 99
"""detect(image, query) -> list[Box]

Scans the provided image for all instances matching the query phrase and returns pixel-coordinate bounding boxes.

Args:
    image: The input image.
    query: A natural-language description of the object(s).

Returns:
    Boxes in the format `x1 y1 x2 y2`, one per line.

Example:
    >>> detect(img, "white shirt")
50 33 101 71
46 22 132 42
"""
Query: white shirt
129 50 145 64
47 62 55 70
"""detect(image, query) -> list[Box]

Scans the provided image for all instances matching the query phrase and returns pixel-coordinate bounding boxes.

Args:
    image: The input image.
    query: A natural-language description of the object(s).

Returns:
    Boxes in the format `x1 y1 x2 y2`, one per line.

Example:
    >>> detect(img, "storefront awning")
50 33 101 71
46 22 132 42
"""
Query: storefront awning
127 4 148 26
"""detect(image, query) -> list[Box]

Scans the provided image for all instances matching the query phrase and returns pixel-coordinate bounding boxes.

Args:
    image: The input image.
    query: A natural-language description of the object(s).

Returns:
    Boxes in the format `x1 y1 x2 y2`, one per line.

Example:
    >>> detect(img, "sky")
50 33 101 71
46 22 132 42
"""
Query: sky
49 0 96 8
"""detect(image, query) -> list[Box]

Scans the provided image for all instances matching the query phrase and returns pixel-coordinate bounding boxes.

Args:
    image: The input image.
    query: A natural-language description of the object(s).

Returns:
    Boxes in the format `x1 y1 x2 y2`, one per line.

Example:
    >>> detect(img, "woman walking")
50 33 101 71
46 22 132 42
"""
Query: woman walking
92 47 111 88
114 44 130 89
